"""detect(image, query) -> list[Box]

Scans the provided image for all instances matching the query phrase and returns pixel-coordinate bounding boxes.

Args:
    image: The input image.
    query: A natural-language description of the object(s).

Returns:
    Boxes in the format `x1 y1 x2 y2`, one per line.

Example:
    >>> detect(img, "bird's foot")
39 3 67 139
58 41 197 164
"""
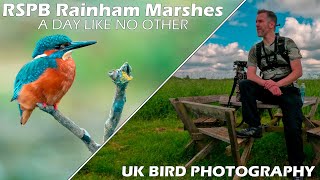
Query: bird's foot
37 103 55 114
42 103 47 108
54 104 58 111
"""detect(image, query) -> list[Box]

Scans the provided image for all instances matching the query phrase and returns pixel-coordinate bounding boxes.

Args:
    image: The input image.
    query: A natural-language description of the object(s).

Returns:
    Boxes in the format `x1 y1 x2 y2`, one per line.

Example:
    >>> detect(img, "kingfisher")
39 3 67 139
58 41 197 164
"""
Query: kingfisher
11 34 96 125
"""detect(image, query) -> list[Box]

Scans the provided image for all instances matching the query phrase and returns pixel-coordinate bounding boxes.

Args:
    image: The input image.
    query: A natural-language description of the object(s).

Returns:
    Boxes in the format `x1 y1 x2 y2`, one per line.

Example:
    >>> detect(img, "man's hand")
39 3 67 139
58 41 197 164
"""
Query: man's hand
268 85 282 96
263 80 278 89
264 79 282 95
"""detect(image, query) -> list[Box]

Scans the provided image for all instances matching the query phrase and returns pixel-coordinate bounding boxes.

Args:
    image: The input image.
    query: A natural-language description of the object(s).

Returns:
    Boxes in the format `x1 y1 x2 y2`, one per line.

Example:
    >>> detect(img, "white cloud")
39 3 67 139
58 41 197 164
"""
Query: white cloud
301 49 320 60
257 0 320 19
176 43 248 78
278 17 320 77
280 17 320 50
302 58 320 77
229 20 248 27
228 11 248 27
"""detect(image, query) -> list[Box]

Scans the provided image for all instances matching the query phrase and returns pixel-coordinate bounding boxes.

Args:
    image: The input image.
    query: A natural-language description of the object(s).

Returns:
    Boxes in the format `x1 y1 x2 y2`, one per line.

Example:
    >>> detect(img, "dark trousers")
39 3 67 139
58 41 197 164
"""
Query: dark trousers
239 79 304 166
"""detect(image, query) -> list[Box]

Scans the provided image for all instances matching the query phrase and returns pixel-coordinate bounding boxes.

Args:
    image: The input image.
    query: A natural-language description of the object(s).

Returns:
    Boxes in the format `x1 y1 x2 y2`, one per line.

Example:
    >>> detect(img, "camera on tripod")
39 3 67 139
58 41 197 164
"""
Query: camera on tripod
233 61 247 102
234 60 247 68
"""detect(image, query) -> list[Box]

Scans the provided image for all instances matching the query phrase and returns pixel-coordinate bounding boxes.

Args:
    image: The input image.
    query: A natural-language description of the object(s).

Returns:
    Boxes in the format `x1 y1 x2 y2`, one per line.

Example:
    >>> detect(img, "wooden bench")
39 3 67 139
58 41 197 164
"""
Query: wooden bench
170 95 320 170
170 97 254 169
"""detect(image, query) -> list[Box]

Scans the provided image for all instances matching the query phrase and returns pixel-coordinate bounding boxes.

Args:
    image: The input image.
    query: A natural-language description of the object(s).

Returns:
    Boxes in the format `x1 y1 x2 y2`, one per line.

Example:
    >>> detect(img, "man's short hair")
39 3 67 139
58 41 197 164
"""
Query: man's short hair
257 9 277 25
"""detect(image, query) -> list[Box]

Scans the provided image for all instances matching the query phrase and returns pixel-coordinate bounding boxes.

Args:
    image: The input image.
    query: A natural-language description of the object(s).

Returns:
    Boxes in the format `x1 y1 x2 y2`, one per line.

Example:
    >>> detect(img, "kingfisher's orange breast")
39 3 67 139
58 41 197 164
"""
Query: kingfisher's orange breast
18 57 76 110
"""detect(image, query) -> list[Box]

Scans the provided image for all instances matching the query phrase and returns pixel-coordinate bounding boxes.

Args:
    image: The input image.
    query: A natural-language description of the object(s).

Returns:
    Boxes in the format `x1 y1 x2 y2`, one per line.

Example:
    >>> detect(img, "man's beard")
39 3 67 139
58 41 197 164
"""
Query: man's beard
257 29 265 37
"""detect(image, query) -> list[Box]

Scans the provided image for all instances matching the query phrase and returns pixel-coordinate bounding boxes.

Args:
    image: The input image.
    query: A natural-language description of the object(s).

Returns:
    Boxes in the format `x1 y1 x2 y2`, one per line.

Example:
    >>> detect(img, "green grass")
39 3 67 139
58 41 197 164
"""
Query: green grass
134 78 234 120
73 78 320 179
133 77 320 120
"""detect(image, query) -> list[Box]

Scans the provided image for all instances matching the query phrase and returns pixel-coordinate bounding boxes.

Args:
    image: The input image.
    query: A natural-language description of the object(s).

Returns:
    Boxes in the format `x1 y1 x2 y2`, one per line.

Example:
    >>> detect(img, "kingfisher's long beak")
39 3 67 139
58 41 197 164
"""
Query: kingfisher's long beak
66 41 97 51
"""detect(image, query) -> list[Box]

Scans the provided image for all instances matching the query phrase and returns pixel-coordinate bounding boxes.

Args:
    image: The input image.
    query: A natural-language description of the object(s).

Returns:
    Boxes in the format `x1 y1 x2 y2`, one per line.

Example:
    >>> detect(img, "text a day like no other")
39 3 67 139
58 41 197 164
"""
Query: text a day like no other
38 19 189 30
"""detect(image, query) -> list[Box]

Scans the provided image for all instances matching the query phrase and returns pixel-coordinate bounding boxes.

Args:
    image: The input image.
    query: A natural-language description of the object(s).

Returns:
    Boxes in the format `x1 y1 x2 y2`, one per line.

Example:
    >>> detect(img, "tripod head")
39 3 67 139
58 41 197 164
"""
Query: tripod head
234 61 247 68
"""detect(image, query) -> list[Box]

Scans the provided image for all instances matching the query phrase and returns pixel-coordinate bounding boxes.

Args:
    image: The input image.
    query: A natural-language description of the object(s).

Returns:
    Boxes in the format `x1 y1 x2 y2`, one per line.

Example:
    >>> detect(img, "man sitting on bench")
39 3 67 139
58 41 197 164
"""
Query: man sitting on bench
236 9 304 169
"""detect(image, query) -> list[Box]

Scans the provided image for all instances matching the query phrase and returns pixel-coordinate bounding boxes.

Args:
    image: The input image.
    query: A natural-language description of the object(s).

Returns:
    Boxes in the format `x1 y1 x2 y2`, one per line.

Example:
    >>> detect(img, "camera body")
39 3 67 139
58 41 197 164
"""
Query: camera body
234 60 247 68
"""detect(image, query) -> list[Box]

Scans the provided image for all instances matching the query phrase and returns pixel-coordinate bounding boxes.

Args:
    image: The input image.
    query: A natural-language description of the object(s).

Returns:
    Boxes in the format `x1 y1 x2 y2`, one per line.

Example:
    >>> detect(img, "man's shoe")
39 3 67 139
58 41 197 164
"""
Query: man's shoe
236 126 262 138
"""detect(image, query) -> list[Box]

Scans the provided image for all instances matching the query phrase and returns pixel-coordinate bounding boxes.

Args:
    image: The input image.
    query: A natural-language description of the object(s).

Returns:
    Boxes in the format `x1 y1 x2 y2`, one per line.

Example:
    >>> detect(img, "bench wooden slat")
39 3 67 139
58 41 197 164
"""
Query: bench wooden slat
194 117 211 123
219 96 318 108
181 101 235 121
307 127 320 135
169 95 221 104
193 117 218 128
204 118 216 123
199 127 246 144
311 120 320 127
219 96 279 108
304 97 317 104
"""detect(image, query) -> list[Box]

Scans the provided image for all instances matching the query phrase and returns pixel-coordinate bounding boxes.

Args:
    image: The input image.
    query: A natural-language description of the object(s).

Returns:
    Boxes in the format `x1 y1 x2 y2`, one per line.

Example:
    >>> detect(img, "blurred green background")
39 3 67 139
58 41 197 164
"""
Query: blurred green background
0 0 243 179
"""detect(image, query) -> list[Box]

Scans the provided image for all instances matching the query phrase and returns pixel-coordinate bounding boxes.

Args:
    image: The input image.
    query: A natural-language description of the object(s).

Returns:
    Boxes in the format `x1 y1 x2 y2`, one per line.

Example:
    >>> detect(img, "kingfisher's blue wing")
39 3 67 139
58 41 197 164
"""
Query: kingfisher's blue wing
11 56 57 101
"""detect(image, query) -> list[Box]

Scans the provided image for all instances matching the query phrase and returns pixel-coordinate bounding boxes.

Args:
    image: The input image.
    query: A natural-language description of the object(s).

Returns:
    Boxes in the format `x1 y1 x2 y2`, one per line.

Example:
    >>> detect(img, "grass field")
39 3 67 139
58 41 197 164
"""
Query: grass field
74 77 320 179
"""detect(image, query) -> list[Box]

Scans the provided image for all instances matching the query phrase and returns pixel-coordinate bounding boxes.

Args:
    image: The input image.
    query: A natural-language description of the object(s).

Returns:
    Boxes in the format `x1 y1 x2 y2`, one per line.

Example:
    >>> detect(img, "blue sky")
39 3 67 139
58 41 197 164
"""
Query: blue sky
176 0 320 79
207 1 313 51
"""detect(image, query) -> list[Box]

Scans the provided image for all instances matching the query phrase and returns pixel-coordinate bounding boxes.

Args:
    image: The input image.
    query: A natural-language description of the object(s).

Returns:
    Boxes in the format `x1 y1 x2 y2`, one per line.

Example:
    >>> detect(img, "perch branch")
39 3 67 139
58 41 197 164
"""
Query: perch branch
37 103 101 153
104 86 126 142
